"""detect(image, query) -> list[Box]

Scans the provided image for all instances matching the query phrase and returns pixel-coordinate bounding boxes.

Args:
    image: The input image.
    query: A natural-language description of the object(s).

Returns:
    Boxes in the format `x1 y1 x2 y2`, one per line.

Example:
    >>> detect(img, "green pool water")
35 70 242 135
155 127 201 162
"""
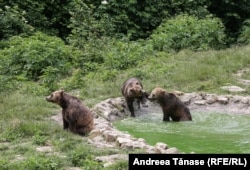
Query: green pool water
113 112 250 153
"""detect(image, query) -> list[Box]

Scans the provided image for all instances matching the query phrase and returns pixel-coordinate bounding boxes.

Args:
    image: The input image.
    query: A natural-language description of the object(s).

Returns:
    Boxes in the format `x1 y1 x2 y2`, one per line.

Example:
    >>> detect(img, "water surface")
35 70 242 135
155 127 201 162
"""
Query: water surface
113 112 250 153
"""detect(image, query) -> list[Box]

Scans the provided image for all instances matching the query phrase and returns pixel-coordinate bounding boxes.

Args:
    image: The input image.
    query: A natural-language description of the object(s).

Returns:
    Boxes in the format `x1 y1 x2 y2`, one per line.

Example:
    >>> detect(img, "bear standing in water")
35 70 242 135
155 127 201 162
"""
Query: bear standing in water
46 89 94 136
148 87 192 121
121 77 148 117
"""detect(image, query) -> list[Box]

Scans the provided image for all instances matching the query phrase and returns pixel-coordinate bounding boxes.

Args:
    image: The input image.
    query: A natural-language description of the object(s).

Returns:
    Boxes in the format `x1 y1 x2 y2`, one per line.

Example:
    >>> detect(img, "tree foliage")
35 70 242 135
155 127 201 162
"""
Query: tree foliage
0 5 34 39
83 0 210 40
1 0 250 43
150 15 226 51
0 0 72 40
237 19 250 45
208 0 250 42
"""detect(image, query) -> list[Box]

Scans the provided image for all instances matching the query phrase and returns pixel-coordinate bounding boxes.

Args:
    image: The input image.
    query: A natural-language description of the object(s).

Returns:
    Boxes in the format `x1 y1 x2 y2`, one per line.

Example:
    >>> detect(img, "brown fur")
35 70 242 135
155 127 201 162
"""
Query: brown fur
148 87 192 121
46 90 94 136
121 77 148 117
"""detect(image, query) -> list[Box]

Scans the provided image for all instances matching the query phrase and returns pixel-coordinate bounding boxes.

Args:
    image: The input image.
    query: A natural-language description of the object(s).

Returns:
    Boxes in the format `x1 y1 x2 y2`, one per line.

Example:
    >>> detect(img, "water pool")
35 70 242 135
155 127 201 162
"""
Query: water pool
113 111 250 153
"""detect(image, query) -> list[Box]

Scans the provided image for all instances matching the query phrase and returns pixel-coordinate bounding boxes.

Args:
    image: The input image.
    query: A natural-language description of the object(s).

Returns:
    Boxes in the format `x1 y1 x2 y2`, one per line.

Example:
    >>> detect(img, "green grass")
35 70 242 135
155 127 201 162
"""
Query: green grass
0 91 129 170
75 45 250 99
1 45 250 169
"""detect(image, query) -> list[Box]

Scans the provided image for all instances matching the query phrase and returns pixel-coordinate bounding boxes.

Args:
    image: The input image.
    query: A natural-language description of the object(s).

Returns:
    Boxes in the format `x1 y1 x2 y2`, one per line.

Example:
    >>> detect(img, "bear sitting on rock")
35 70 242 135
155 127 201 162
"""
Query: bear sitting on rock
121 77 148 117
46 89 94 136
148 87 192 121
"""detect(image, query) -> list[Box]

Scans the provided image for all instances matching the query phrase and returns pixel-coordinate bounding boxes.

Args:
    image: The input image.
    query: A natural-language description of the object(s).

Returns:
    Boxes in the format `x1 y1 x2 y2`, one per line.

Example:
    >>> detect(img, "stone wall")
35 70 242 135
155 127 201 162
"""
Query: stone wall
89 91 250 155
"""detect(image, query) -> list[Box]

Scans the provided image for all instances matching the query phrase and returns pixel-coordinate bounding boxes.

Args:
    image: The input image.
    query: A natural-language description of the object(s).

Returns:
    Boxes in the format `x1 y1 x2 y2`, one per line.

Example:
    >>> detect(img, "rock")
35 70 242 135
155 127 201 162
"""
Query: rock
220 86 246 93
154 142 168 153
239 79 250 85
92 97 129 122
88 129 102 139
217 97 229 104
36 146 53 152
163 147 180 154
103 130 117 142
241 97 249 104
194 100 206 105
116 137 133 148
205 94 218 104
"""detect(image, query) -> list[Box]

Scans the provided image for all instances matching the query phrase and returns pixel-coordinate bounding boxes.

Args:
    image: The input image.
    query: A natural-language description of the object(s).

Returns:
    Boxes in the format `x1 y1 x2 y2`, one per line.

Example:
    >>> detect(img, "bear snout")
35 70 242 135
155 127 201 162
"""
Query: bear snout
148 94 154 100
46 96 53 102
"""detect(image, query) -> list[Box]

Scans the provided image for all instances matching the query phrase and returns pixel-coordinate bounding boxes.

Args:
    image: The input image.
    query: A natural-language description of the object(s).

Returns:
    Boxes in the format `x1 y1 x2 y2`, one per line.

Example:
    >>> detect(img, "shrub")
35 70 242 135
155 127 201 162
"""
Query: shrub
150 14 226 52
0 5 34 39
0 32 84 90
0 75 21 93
237 19 250 45
103 40 150 70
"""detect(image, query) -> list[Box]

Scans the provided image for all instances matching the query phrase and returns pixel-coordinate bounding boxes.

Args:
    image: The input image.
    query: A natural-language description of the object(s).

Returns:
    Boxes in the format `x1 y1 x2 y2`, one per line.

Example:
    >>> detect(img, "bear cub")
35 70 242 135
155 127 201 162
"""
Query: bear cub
148 87 192 121
121 77 148 117
46 89 94 136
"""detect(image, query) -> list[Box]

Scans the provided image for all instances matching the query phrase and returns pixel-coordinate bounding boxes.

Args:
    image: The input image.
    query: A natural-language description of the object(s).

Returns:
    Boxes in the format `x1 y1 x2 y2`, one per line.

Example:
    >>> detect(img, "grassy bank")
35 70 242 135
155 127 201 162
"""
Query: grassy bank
75 45 250 103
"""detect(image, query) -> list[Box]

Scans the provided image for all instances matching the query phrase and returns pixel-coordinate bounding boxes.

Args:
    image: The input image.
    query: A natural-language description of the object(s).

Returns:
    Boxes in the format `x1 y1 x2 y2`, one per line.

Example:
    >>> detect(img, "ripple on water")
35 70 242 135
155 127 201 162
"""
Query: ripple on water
114 111 250 153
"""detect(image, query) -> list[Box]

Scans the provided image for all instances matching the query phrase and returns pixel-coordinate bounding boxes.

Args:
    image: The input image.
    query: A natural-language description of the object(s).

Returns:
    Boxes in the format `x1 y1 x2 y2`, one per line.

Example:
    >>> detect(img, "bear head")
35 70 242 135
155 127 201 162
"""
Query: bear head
127 85 145 98
148 87 167 101
46 89 64 105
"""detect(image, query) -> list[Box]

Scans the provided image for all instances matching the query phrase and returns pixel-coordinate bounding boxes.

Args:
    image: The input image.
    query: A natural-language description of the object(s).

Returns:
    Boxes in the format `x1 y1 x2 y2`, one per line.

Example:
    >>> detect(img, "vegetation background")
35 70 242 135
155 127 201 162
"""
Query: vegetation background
0 0 250 169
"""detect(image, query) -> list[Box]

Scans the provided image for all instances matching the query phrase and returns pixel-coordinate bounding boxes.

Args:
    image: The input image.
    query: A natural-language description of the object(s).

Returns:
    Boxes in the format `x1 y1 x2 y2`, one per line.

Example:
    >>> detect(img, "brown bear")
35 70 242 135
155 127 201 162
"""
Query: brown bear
46 89 94 136
148 87 192 121
121 77 148 117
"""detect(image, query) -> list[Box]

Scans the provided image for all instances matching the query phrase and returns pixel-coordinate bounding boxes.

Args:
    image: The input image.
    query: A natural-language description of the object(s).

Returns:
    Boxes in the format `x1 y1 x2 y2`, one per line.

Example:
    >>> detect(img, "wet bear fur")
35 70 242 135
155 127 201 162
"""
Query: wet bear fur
46 89 94 136
148 87 192 121
121 77 148 117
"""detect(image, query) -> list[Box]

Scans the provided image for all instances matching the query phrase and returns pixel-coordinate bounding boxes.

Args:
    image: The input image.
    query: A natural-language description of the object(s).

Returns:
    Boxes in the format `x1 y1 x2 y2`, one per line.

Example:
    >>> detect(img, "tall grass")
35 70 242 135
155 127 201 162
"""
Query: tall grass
76 45 250 98
131 46 250 94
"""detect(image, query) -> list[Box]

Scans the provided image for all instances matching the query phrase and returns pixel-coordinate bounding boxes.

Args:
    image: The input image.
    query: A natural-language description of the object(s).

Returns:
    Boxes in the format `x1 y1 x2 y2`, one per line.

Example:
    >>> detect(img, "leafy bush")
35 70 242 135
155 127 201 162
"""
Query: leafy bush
237 19 250 45
0 5 34 39
150 15 226 51
1 0 72 40
68 0 115 43
0 32 84 90
80 0 209 40
0 75 21 93
102 40 152 70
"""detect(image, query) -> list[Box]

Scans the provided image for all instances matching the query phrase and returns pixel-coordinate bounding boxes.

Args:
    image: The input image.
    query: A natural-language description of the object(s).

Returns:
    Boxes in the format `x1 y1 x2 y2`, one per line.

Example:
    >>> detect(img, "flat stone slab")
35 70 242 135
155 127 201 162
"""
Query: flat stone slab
220 86 246 92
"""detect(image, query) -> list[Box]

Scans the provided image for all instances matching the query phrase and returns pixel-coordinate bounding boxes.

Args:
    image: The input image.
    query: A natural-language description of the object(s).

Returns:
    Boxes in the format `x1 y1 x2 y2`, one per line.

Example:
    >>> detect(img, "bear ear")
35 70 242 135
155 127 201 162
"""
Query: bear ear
160 89 166 95
59 89 64 94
